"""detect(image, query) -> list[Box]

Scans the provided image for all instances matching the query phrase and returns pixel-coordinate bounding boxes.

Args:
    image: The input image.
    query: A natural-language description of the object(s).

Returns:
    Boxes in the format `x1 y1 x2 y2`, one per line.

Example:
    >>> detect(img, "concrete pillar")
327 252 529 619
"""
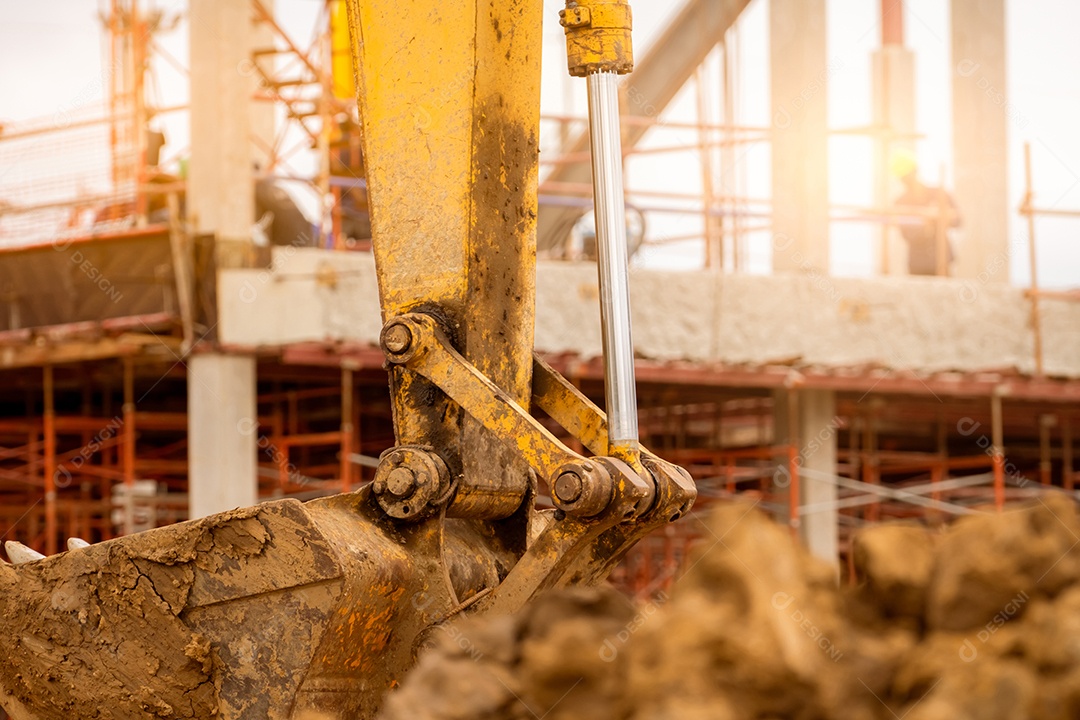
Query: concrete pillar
798 389 838 564
187 2 263 519
188 354 258 518
872 42 916 275
774 388 838 566
189 0 255 265
951 0 1009 281
770 0 830 275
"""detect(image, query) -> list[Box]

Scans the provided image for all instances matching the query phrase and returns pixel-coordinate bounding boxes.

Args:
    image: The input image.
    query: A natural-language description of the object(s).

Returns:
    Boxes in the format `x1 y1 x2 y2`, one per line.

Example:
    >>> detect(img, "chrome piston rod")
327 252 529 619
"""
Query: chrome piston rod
586 70 639 453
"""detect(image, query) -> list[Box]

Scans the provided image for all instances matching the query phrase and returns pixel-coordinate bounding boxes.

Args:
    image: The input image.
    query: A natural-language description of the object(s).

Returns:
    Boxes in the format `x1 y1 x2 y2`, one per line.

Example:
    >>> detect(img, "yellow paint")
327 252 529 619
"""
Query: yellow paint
343 0 541 330
531 356 609 456
609 442 643 474
344 0 477 319
329 1 356 100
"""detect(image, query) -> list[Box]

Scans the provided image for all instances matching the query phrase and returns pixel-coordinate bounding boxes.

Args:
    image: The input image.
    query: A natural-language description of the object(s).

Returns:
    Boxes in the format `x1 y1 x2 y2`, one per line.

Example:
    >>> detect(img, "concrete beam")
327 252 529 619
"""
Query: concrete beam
188 354 258 518
797 389 839 565
770 0 830 275
951 0 1009 281
218 249 1080 379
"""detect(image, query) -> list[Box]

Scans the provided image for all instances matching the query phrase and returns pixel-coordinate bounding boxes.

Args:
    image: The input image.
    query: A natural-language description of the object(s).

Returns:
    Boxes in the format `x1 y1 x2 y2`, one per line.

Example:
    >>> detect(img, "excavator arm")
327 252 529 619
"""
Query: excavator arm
349 0 693 611
0 2 694 718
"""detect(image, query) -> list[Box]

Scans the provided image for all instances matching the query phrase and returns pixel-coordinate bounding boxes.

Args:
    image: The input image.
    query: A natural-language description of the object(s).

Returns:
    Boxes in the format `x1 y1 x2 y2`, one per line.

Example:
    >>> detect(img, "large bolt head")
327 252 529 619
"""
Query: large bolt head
553 471 584 504
386 467 417 498
550 461 616 518
383 324 413 354
371 445 451 520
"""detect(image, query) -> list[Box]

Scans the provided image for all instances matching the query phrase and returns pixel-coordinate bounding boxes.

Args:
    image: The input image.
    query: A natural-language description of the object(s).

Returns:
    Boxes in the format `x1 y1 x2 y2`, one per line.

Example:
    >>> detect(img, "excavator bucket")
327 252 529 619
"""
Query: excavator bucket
0 491 508 720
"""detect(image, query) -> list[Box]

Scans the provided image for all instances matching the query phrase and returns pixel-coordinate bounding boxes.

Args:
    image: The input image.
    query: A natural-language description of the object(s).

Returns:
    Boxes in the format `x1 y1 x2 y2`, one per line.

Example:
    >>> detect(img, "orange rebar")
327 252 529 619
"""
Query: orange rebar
277 439 290 493
269 402 284 497
1065 416 1074 492
1039 415 1053 487
992 393 1005 511
863 415 880 522
279 431 344 448
786 443 800 538
881 0 904 46
1023 143 1045 376
992 453 1006 511
662 535 676 593
332 186 343 249
352 379 364 485
930 464 943 504
43 366 57 555
122 357 136 535
340 368 354 493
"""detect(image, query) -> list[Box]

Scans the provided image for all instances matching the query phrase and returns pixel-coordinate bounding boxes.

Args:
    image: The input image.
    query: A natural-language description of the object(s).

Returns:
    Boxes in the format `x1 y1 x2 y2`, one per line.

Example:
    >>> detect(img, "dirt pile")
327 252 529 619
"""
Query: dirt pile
380 495 1080 720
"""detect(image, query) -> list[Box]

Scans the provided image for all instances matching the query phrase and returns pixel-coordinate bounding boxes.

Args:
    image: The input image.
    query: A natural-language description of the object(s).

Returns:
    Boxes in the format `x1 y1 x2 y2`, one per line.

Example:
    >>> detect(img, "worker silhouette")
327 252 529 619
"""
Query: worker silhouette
891 151 961 276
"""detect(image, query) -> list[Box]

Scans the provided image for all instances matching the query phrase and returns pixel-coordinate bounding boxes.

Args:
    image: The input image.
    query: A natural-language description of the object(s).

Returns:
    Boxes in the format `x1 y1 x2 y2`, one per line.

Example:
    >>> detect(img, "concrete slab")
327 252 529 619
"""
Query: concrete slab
219 247 382 347
219 249 1080 380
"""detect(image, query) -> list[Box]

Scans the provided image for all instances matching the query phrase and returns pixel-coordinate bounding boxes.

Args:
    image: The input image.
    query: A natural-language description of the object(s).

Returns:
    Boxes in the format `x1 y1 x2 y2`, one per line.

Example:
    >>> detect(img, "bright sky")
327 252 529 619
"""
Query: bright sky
1 0 1078 288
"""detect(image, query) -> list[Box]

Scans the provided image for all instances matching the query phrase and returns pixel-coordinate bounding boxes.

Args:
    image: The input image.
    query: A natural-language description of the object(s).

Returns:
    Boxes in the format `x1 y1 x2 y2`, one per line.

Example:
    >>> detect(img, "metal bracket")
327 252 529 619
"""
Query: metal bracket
558 6 591 28
471 453 695 616
371 445 453 520
380 313 643 519
559 0 634 77
532 353 696 512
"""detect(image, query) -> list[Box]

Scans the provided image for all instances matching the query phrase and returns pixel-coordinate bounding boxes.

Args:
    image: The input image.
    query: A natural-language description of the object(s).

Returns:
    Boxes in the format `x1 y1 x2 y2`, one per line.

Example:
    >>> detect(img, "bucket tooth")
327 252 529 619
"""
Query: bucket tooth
66 538 91 551
5 541 45 565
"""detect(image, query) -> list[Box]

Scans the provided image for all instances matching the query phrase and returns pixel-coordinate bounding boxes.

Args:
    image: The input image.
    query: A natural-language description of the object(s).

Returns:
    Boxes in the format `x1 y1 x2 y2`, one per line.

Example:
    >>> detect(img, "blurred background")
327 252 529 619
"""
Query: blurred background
0 0 1077 590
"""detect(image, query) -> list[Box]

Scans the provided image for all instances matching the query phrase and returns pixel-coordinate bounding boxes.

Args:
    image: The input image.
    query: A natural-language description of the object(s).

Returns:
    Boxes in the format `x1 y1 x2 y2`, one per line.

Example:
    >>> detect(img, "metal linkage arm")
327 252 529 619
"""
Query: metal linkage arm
378 313 649 519
376 313 697 615
531 353 697 522
531 355 609 458
532 354 686 473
